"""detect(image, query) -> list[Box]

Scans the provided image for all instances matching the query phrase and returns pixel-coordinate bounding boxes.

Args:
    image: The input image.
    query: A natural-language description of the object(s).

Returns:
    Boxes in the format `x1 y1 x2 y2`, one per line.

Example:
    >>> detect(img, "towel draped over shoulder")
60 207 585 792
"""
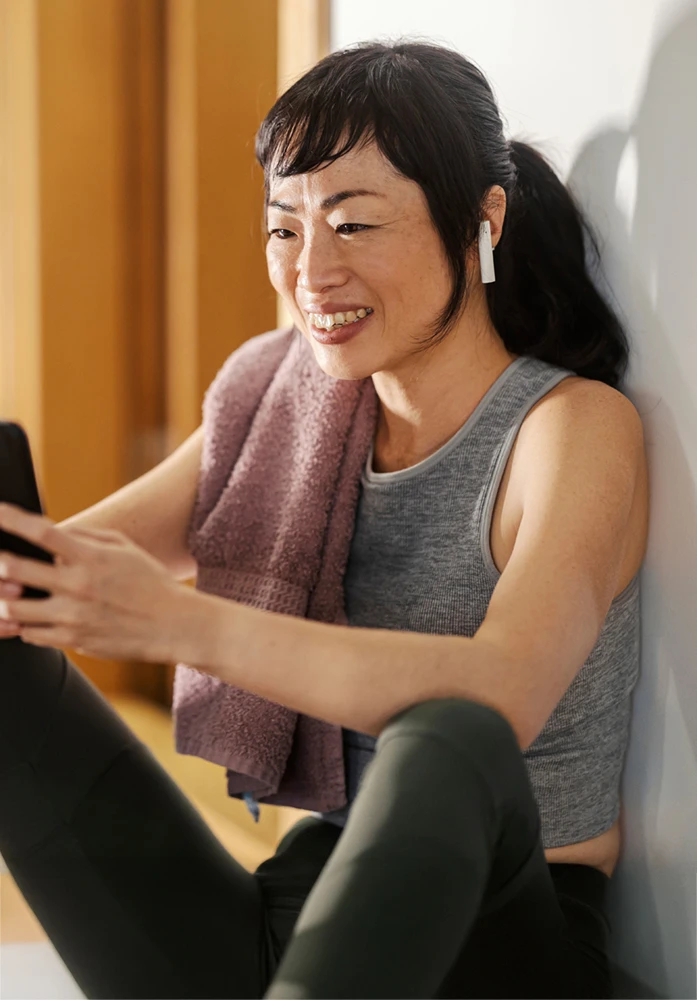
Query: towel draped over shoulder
172 326 378 816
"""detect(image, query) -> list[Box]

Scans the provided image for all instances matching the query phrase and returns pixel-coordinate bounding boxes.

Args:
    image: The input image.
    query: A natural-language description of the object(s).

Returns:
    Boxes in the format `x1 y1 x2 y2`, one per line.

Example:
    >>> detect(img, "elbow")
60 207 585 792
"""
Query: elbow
516 727 537 752
483 700 539 752
500 710 537 752
453 692 538 752
500 701 543 751
511 709 549 752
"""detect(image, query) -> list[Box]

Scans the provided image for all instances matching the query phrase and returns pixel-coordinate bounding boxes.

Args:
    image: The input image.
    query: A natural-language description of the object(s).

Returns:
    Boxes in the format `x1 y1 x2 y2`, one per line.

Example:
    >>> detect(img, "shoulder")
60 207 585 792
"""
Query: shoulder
521 375 645 460
515 375 646 531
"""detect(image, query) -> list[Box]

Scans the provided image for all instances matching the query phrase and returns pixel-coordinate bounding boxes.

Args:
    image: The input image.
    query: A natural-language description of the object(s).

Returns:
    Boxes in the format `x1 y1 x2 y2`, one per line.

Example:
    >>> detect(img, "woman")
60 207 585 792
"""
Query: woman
0 40 648 1000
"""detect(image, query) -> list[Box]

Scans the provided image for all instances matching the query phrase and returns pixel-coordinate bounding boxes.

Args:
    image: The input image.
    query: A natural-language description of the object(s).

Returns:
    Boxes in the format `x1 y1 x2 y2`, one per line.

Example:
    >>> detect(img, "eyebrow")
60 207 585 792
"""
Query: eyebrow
267 189 385 213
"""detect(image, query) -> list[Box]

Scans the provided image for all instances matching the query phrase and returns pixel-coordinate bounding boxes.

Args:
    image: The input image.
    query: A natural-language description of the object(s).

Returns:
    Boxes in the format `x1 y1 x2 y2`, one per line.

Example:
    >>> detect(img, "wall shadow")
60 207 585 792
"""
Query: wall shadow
566 5 697 998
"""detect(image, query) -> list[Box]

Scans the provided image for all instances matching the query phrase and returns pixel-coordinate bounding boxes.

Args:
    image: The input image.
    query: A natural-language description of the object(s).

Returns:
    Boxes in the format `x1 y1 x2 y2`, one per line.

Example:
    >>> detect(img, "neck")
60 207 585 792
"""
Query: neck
370 316 518 474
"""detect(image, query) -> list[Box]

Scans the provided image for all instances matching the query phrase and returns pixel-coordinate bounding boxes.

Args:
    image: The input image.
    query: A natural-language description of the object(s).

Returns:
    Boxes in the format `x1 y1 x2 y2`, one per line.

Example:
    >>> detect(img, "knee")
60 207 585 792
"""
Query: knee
0 643 68 769
378 697 519 761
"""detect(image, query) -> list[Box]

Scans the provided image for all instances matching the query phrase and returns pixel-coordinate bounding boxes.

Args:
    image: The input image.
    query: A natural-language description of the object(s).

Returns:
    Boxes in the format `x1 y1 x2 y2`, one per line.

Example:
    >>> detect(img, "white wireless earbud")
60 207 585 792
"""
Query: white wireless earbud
478 220 496 284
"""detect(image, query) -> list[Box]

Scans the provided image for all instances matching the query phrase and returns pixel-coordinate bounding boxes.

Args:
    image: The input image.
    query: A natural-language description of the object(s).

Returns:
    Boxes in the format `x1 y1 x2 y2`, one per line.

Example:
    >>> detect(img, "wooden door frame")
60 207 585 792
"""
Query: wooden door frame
275 0 331 328
278 0 330 94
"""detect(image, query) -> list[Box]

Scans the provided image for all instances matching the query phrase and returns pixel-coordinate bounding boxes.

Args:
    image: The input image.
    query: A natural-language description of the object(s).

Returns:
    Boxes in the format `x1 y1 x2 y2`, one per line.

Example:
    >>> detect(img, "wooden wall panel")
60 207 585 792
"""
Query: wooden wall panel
1 0 167 696
165 0 278 452
37 0 130 524
1 0 296 700
278 0 330 93
0 0 43 459
275 0 330 328
123 0 167 482
164 0 199 447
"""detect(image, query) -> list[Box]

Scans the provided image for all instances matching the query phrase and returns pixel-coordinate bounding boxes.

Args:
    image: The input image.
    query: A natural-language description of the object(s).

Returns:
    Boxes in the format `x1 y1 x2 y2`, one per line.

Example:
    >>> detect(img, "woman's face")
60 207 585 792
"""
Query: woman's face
265 141 460 380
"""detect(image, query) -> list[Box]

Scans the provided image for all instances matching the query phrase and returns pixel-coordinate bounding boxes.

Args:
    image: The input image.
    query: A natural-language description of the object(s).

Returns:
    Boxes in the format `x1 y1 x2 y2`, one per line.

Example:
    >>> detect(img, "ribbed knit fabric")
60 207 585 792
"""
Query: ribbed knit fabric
316 355 641 849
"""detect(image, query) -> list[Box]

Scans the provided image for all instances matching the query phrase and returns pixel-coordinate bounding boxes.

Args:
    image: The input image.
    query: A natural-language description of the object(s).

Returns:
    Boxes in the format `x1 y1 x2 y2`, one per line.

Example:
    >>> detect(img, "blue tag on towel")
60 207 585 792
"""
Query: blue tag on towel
243 791 260 823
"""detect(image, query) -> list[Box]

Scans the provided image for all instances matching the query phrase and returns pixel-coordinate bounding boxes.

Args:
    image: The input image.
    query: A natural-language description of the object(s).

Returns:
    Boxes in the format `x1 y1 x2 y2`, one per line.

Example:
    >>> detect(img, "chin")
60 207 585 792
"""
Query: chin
308 343 380 382
299 330 376 381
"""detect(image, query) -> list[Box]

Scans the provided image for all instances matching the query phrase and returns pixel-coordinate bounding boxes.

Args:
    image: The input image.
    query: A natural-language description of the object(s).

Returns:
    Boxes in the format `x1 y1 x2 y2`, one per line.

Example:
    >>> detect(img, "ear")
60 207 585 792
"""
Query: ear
482 185 507 248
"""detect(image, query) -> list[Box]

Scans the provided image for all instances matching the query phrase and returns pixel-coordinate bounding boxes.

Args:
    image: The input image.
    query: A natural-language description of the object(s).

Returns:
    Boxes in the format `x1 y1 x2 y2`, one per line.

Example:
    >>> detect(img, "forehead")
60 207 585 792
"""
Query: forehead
268 142 416 209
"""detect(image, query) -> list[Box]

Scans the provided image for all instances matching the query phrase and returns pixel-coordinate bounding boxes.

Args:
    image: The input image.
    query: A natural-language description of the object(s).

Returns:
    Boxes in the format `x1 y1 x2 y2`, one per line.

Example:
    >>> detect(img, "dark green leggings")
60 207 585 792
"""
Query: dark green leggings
0 641 612 999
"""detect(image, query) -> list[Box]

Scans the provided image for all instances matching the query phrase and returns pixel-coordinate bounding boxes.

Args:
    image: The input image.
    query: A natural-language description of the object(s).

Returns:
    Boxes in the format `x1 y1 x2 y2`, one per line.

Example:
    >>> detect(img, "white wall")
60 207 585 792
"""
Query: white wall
332 3 697 997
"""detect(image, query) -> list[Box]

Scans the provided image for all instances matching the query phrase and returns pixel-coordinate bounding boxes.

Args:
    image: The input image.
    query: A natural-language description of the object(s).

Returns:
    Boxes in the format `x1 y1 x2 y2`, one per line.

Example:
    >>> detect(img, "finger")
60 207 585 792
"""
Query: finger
0 504 86 562
0 551 74 594
0 595 74 626
0 580 23 598
66 526 125 544
19 625 75 648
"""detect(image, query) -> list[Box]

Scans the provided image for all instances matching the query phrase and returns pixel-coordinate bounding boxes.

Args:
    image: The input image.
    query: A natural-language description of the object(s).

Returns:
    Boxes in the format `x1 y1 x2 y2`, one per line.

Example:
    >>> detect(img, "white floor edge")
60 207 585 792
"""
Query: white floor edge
0 942 85 1000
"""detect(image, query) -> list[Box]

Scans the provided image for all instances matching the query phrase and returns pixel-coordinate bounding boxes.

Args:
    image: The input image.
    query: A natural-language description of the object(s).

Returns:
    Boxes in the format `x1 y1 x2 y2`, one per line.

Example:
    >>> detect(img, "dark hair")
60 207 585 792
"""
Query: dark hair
256 40 630 389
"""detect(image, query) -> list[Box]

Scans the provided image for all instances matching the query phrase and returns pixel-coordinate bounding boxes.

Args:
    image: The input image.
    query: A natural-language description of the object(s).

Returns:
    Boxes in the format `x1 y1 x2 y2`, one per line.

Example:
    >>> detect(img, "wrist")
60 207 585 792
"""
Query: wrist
164 583 218 667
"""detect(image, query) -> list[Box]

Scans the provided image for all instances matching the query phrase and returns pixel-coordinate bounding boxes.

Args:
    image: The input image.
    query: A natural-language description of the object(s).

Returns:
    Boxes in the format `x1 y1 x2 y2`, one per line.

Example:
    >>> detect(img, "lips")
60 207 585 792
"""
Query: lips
309 308 373 346
307 307 374 331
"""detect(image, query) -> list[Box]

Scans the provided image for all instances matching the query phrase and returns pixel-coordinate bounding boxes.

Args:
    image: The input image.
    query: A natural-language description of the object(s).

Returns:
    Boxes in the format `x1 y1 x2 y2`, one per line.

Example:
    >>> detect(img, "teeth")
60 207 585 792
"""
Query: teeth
310 307 373 330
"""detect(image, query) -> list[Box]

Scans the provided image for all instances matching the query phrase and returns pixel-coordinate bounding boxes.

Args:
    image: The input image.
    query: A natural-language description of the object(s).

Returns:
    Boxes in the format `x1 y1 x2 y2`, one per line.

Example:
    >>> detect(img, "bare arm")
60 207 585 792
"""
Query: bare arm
58 426 204 582
0 383 643 742
171 384 643 743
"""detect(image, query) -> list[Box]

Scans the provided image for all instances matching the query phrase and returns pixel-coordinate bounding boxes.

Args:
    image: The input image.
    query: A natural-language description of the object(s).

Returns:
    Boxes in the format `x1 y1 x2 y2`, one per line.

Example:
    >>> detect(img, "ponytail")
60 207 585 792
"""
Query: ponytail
490 141 630 389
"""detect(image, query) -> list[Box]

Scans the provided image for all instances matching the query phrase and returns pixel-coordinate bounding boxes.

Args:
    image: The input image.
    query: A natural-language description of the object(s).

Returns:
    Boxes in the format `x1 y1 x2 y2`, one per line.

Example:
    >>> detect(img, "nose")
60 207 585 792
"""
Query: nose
296 233 349 294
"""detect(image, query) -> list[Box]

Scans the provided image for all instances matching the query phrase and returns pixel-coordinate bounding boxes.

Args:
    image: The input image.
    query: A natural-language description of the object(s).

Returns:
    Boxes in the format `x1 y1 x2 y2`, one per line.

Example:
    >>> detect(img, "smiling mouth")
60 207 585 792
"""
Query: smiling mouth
309 307 373 331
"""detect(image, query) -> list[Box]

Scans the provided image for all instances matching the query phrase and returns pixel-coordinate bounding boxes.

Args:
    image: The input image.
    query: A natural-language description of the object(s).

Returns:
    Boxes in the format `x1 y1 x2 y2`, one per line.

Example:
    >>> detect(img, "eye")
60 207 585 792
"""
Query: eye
268 228 295 240
336 223 370 235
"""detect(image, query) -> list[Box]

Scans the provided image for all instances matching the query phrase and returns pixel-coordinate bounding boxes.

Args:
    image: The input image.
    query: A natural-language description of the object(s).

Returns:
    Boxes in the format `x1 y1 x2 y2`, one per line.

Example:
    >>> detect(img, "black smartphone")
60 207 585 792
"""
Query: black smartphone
0 421 54 599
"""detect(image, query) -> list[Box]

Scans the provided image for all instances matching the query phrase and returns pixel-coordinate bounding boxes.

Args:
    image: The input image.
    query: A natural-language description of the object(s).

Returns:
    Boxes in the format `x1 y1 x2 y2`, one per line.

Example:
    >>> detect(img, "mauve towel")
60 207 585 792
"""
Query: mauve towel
172 326 378 817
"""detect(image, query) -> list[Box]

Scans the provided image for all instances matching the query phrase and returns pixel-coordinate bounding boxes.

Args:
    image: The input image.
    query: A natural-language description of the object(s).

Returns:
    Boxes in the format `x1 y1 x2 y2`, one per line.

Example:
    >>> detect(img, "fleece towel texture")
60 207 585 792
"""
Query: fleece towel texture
172 326 378 814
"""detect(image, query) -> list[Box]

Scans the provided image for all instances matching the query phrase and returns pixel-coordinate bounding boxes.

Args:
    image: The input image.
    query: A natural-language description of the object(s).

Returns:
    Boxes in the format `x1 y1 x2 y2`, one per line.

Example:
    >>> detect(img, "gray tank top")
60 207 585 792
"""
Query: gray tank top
315 355 641 849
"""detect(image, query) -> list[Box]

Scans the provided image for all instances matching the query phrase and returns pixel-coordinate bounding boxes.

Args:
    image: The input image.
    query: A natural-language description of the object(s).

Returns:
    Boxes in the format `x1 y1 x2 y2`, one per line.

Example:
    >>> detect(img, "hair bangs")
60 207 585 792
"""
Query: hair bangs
256 94 377 188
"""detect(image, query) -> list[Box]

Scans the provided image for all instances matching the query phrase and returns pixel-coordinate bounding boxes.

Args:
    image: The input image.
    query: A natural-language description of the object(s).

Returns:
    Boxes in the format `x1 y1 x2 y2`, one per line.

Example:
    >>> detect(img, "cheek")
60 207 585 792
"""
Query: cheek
411 231 451 288
266 247 292 293
381 242 450 314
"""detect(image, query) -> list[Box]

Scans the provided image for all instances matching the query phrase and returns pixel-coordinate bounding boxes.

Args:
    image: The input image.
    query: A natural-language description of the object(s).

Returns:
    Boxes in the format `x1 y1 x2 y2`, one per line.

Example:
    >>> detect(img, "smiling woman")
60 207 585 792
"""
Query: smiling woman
0 38 646 1000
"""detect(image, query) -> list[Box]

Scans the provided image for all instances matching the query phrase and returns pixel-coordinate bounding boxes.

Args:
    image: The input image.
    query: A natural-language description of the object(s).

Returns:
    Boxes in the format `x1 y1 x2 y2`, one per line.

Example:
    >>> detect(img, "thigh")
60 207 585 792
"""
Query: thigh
435 857 613 1000
268 699 546 999
0 642 266 1000
267 699 613 1000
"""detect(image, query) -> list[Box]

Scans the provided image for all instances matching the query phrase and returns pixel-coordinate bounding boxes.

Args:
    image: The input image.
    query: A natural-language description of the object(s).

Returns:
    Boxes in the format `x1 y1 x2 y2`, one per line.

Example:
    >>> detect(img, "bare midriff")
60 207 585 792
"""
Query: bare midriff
544 818 621 877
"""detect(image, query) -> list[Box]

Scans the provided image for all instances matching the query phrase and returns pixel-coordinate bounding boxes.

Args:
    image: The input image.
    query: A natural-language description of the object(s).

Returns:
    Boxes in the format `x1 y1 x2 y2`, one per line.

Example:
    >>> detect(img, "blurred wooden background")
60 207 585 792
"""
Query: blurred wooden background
0 0 328 701
0 0 329 903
